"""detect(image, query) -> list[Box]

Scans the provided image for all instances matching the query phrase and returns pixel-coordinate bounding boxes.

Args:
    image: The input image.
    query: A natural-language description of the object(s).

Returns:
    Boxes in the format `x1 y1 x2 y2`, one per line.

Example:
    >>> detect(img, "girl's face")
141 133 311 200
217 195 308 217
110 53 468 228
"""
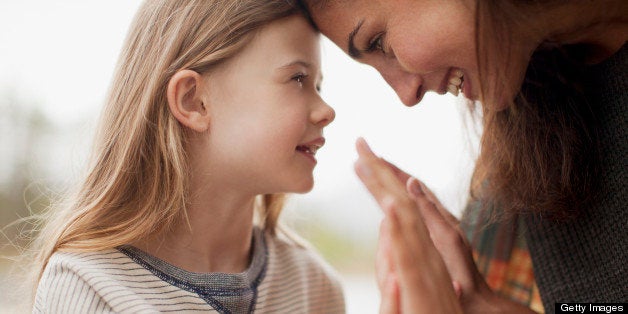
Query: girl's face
308 0 479 106
203 15 334 194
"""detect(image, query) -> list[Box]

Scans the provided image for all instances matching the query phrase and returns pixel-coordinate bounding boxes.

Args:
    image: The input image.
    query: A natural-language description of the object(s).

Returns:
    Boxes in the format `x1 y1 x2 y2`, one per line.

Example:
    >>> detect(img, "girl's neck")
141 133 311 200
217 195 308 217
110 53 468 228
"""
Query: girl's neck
134 187 257 274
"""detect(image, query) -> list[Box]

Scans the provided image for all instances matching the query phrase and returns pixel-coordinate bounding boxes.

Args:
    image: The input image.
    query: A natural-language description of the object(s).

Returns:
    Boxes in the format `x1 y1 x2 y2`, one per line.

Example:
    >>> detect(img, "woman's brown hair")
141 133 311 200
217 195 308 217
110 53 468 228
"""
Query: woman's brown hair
471 0 602 218
300 0 607 218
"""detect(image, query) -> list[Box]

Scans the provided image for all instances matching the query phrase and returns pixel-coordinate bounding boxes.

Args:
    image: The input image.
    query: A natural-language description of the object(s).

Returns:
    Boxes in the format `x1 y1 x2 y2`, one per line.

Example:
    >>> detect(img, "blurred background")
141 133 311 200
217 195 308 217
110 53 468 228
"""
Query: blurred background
0 1 481 313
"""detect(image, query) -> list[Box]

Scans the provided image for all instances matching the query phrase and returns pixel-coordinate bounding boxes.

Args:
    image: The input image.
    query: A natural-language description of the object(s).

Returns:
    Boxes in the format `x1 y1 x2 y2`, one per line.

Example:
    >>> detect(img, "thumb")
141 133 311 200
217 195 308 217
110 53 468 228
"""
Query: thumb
379 274 400 314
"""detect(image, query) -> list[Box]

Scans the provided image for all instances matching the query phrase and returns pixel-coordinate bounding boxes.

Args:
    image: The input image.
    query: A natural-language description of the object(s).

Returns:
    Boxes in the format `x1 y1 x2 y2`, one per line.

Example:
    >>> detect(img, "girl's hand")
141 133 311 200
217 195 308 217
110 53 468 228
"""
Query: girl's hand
376 216 400 314
354 138 462 314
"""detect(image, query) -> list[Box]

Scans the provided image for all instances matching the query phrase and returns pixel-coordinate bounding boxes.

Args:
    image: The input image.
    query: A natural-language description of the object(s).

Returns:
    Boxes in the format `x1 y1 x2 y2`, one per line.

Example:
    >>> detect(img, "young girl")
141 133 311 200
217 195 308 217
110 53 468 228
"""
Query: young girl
30 0 344 313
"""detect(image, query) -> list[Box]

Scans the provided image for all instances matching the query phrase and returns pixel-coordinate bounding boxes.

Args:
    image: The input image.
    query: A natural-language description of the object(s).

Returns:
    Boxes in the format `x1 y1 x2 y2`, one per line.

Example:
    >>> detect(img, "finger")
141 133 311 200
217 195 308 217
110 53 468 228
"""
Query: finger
355 137 412 187
379 274 400 314
381 158 411 185
354 139 435 260
354 159 408 209
356 137 377 159
354 138 408 200
406 177 469 257
354 139 406 199
379 194 434 268
406 177 452 235
418 180 460 227
407 177 459 229
376 218 394 291
406 178 478 294
354 140 421 223
384 199 463 314
453 281 463 299
383 198 432 281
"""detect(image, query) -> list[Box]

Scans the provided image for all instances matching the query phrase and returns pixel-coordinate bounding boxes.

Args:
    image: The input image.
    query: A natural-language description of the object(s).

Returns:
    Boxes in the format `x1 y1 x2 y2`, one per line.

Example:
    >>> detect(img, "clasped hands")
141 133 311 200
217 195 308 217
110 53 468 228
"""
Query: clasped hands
354 138 535 314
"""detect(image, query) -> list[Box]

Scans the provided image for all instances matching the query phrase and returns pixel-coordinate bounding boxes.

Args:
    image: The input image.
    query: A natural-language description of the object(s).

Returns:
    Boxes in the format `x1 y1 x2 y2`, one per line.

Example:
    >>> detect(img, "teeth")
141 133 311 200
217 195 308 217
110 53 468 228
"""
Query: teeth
447 69 464 96
297 145 321 155
447 84 459 96
448 77 462 85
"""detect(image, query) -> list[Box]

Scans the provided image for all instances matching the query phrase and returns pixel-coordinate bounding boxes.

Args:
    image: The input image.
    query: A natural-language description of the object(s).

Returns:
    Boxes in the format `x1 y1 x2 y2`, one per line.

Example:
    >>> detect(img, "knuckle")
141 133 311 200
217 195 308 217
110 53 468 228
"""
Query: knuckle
445 229 467 248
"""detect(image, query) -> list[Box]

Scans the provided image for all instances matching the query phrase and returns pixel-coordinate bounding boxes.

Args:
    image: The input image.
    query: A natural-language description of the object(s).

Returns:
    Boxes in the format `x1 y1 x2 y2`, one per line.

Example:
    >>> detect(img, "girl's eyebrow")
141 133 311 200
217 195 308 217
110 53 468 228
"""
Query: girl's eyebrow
348 19 365 59
277 60 312 70
276 59 323 82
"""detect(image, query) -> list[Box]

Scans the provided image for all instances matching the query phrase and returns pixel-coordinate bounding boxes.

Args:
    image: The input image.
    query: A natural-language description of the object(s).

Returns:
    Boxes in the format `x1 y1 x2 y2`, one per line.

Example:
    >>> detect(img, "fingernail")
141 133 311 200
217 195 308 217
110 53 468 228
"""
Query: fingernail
356 137 374 155
355 160 372 178
382 196 397 216
452 281 462 298
419 181 428 193
408 178 424 197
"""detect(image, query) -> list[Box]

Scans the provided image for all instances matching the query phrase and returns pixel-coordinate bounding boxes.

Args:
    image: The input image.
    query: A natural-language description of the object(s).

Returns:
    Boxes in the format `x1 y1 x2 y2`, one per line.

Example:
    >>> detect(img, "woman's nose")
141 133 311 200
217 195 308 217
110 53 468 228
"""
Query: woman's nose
380 67 423 107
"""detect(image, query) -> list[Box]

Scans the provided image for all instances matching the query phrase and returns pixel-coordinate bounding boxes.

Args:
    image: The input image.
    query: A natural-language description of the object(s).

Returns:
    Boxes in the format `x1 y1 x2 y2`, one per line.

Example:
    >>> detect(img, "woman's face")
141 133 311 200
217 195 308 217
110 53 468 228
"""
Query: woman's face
307 0 480 106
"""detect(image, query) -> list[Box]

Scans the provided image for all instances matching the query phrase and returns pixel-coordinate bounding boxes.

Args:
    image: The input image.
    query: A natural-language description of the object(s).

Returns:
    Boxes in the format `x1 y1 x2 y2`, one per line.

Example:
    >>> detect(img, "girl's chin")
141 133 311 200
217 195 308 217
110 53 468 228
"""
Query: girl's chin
292 181 314 194
288 177 315 194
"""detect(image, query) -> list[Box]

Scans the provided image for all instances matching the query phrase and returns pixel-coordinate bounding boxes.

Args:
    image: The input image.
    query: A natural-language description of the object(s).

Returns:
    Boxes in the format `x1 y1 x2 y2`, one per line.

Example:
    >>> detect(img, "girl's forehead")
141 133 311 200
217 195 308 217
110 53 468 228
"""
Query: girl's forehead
214 15 321 78
247 15 320 62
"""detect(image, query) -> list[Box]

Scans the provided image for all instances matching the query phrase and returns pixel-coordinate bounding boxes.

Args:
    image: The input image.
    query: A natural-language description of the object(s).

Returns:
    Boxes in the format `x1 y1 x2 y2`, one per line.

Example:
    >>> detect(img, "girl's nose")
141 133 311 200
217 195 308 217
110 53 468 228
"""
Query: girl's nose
311 97 335 127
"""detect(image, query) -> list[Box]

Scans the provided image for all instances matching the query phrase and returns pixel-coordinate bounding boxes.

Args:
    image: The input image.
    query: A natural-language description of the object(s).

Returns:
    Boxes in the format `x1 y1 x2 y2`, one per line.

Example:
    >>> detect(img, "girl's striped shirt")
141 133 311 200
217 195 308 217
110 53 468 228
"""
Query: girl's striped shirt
34 227 345 313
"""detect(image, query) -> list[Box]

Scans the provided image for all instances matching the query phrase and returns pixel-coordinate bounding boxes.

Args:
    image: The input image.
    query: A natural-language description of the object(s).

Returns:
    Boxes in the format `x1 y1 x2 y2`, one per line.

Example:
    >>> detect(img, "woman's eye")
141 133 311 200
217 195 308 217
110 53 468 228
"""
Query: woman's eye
367 33 385 54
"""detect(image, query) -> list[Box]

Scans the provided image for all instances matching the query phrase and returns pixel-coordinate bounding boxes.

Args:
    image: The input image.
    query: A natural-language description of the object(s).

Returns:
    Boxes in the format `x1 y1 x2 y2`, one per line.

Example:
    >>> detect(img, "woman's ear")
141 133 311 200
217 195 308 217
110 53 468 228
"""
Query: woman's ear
167 69 210 132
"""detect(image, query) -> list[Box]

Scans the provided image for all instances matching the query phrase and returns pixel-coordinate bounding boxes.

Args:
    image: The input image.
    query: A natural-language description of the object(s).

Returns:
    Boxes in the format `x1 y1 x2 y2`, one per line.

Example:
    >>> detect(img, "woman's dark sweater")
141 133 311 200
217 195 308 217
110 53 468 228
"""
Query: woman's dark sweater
523 42 627 310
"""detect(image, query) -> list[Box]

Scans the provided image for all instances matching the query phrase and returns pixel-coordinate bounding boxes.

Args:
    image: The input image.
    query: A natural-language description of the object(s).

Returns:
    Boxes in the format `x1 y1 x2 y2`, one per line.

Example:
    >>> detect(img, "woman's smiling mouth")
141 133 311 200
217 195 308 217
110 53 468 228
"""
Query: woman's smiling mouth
446 69 464 96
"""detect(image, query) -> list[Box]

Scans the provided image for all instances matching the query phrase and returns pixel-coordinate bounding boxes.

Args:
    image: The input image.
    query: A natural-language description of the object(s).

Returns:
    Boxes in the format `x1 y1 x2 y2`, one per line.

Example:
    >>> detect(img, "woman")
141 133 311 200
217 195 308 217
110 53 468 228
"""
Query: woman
300 0 627 313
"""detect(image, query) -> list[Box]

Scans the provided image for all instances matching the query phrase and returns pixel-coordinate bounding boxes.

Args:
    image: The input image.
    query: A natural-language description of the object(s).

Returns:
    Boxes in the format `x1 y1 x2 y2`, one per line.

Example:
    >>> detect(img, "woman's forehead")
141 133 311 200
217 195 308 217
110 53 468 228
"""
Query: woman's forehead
306 0 386 29
305 0 381 50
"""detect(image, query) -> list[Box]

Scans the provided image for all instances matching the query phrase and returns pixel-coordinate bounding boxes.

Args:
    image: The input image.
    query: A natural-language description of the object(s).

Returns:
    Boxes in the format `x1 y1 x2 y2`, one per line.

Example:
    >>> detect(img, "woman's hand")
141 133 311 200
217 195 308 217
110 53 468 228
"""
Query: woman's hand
356 138 536 314
403 176 495 313
404 175 539 314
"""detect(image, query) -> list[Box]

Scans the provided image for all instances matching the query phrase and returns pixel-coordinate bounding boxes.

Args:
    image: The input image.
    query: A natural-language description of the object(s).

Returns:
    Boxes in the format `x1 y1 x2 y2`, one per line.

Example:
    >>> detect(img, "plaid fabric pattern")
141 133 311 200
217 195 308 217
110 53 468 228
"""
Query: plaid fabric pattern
462 202 544 313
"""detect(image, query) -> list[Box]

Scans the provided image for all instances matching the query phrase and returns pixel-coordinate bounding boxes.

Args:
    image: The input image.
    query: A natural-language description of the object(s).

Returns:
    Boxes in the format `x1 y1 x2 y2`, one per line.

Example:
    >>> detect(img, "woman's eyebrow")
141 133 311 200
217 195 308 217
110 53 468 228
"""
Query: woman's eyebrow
348 19 365 59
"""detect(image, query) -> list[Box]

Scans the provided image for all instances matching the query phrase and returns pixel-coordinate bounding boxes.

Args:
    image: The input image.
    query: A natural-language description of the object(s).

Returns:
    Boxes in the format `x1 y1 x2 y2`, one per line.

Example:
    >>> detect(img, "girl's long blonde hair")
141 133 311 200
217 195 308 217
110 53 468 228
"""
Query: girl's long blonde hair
31 0 301 290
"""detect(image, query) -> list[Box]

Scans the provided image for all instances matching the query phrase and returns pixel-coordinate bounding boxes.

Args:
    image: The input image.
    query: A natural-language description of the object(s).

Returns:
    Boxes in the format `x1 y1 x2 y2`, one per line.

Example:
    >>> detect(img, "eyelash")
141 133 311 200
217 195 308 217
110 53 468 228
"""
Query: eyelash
292 73 322 92
292 73 307 84
367 32 386 54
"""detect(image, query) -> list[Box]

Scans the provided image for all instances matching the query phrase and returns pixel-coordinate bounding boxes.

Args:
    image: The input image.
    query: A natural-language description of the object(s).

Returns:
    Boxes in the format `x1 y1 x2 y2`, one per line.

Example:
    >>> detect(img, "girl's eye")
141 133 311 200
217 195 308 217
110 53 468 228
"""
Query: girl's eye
367 33 385 54
292 73 307 84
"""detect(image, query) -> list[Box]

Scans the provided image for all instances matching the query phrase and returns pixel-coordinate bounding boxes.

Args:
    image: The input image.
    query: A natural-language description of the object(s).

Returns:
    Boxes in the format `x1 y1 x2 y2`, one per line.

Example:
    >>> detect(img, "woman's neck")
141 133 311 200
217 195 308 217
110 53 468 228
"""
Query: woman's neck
133 183 257 274
539 0 628 63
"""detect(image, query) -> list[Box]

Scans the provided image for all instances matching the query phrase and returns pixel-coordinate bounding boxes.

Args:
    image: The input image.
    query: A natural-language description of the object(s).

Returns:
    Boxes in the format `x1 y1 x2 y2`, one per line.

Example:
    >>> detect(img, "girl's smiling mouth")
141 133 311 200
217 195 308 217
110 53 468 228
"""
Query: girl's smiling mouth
296 137 325 162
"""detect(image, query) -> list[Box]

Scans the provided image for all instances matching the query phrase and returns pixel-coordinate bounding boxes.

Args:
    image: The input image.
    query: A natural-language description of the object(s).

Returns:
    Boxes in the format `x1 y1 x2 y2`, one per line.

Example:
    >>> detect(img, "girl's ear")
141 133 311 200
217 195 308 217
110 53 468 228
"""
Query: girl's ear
167 70 210 132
